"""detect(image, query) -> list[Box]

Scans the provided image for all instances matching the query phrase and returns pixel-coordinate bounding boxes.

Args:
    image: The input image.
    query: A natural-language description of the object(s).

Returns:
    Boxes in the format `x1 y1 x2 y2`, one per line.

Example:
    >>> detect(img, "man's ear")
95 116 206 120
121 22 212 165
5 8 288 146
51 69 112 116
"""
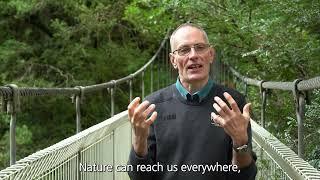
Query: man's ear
170 53 177 69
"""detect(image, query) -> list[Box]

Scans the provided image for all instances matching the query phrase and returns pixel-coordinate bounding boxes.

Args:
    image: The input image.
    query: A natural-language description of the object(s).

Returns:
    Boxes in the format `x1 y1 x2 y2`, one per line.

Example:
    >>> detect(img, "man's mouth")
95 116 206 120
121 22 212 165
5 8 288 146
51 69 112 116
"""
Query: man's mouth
187 64 203 70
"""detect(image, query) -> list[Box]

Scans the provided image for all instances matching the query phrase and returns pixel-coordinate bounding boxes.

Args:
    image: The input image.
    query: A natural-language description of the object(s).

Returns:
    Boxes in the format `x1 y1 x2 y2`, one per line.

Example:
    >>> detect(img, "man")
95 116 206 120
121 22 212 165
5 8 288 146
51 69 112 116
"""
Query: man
127 23 257 180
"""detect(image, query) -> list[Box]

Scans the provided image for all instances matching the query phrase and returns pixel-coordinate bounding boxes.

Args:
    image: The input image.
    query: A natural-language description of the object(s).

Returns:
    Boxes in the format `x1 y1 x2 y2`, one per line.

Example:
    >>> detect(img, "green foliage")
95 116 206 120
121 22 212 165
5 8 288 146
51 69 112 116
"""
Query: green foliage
0 0 158 170
124 0 174 41
0 0 319 172
305 90 320 170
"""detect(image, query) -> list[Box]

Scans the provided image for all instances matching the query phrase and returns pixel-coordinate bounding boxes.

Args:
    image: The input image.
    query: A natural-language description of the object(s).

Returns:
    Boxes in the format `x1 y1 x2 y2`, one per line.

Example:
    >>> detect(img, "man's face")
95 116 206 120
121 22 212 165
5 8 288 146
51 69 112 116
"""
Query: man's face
170 27 214 85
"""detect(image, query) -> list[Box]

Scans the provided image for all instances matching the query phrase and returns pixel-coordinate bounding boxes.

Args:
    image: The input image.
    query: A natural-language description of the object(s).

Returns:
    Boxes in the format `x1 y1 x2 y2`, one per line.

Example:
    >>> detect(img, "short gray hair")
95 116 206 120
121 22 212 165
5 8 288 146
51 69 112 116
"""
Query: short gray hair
170 23 209 52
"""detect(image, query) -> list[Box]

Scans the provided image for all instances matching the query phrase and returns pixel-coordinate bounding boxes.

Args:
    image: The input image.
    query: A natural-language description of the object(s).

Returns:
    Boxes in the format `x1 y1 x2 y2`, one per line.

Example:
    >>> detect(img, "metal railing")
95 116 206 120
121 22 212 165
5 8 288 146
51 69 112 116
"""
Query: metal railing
252 119 320 180
0 111 131 180
211 59 320 159
1 112 320 179
0 32 172 167
211 60 320 179
227 66 320 159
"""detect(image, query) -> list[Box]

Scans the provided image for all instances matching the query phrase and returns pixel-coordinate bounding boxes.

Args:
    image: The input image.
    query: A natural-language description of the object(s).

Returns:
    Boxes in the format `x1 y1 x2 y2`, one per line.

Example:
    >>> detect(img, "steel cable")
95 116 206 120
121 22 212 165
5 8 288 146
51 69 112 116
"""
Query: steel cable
228 66 320 91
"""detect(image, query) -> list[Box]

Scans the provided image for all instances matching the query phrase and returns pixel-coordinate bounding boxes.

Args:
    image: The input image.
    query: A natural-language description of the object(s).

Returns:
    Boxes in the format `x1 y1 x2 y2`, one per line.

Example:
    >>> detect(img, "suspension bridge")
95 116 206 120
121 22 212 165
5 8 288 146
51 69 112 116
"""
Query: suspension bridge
0 34 320 180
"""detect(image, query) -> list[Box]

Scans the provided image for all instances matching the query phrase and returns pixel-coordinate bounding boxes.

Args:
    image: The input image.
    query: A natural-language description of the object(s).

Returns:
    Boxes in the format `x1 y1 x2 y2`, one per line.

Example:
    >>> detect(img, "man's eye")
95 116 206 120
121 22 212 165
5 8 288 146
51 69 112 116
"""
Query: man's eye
179 47 190 54
194 45 206 51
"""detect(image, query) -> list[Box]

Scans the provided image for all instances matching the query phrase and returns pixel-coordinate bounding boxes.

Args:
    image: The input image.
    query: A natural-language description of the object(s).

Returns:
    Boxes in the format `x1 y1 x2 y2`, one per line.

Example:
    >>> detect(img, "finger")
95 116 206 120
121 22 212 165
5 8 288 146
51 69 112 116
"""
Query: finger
145 111 157 126
243 103 251 120
127 97 140 118
214 96 231 114
142 104 156 119
211 112 225 126
133 101 150 121
213 103 227 117
210 112 221 126
223 92 241 113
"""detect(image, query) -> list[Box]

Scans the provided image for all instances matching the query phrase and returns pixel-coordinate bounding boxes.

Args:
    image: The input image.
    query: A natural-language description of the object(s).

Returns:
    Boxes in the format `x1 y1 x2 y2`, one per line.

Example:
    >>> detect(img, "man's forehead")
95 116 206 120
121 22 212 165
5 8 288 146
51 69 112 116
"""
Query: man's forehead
174 26 203 38
173 27 206 46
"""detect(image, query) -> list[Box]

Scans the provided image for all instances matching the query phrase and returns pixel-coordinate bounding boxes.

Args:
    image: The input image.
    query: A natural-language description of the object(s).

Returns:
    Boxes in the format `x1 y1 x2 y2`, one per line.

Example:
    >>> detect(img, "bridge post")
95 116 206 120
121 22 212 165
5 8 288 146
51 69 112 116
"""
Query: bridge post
75 86 84 133
259 81 267 128
129 75 133 102
151 63 154 93
293 79 305 158
141 71 145 100
110 80 116 117
232 76 237 90
244 82 248 98
6 84 20 165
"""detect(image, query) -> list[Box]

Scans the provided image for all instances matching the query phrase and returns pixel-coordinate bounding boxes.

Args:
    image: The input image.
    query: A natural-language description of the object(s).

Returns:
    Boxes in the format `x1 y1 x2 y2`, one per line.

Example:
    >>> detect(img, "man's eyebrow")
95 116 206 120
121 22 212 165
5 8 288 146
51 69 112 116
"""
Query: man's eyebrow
177 43 206 49
178 45 190 49
179 43 200 47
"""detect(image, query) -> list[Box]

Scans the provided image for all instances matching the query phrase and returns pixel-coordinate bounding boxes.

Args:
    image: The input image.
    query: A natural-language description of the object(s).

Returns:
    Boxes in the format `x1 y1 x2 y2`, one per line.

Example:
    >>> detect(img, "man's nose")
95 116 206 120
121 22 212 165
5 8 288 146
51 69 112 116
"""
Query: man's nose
188 47 198 58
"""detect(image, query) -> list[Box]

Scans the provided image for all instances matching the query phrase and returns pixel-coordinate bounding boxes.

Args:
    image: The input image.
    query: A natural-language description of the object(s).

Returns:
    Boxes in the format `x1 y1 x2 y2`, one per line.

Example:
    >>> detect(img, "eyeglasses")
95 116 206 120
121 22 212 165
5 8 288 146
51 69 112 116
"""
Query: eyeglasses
172 43 211 56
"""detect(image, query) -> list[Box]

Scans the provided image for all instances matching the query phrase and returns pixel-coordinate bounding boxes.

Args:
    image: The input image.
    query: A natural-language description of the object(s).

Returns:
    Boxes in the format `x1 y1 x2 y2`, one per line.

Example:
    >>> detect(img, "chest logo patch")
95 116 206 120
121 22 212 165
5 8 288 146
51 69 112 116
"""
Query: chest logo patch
158 113 176 121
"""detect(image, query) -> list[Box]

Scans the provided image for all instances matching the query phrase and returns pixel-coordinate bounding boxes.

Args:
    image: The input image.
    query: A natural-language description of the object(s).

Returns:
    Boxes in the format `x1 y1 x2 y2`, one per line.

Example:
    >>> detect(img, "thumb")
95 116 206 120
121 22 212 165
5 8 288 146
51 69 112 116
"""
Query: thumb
243 103 251 120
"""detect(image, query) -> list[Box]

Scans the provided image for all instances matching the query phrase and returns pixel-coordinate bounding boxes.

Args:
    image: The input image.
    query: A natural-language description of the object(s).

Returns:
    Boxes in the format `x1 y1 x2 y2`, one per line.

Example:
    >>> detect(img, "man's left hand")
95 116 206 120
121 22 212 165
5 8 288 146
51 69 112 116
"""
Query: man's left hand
211 92 251 147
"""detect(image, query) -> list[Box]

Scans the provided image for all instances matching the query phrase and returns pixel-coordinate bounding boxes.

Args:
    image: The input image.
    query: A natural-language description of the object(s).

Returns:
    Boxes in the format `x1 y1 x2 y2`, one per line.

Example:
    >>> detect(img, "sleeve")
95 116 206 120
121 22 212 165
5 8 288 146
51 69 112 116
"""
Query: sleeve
227 91 257 180
127 123 157 180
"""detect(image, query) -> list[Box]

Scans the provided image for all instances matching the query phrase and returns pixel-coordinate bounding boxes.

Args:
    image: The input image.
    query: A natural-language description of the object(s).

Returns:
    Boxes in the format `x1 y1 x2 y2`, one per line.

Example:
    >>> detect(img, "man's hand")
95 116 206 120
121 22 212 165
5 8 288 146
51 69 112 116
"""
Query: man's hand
211 92 253 168
128 97 157 157
211 92 251 147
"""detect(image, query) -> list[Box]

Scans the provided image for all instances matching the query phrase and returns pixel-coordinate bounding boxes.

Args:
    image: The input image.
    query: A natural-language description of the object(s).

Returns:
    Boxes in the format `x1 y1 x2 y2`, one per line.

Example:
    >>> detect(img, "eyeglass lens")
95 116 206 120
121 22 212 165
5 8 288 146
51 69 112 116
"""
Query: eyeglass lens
176 44 209 56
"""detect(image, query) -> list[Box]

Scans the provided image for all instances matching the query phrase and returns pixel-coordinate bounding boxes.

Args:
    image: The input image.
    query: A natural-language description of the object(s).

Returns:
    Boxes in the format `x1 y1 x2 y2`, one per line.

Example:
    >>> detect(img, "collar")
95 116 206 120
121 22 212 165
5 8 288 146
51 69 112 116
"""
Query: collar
175 77 214 102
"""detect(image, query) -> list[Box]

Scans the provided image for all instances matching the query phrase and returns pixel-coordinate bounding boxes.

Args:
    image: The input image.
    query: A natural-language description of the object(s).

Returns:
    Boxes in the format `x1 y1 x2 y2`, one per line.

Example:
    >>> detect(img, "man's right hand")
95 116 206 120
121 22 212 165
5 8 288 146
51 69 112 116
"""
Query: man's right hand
127 97 157 157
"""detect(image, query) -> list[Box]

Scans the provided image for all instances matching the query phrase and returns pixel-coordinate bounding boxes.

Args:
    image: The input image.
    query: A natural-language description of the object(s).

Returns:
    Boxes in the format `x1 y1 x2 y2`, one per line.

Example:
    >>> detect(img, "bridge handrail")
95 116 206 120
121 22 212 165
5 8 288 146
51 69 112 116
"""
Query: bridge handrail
229 66 320 91
227 64 320 159
1 113 319 179
0 111 129 179
251 119 320 180
0 32 169 97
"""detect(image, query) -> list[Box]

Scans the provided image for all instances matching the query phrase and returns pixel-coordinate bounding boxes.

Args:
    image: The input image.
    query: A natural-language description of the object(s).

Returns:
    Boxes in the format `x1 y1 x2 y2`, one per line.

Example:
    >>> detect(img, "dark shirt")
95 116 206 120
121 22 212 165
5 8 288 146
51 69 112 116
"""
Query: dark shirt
128 83 257 180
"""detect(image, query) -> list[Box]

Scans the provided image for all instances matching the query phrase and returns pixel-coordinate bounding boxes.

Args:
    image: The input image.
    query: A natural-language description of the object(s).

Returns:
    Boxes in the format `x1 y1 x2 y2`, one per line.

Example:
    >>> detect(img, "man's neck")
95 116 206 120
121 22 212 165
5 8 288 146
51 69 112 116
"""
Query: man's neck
180 77 209 94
